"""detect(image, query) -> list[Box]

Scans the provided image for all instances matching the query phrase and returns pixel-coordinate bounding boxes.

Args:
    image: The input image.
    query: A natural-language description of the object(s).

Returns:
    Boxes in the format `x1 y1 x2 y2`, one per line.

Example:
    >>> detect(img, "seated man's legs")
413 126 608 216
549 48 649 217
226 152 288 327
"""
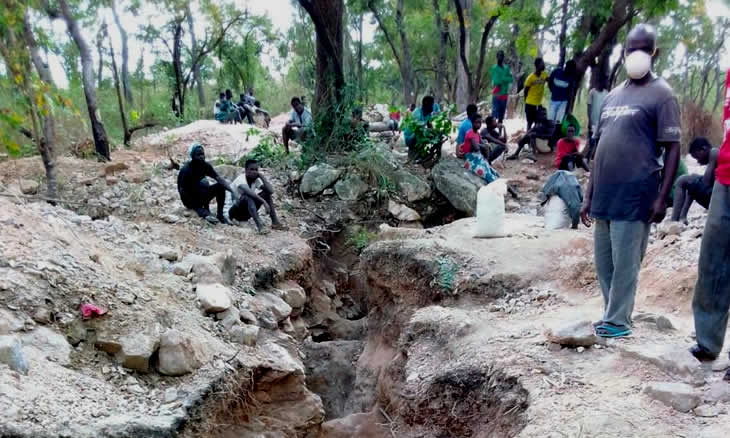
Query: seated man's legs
182 180 226 222
258 187 283 228
282 125 298 154
243 105 256 124
508 132 536 160
487 143 506 164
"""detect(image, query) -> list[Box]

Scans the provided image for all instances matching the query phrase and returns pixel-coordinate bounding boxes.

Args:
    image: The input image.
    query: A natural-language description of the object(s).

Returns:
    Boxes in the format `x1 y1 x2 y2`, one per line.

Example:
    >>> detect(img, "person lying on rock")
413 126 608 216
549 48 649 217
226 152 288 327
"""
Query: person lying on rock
555 125 590 172
670 137 718 224
282 96 313 155
177 143 238 225
480 116 509 163
508 105 554 161
458 113 518 198
228 159 286 234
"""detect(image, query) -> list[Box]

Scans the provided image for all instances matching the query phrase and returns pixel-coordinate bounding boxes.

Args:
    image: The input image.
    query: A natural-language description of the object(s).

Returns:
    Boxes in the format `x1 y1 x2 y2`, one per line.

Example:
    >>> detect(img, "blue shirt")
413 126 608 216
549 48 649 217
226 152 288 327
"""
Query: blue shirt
456 119 472 144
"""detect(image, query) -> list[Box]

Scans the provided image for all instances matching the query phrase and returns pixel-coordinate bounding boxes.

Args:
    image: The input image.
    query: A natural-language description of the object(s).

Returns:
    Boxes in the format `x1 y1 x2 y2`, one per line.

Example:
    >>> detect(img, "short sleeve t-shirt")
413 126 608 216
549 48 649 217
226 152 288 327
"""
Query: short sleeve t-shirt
289 108 313 127
456 119 472 145
591 77 681 222
524 71 549 106
555 138 580 168
459 129 480 157
588 89 609 131
233 173 263 197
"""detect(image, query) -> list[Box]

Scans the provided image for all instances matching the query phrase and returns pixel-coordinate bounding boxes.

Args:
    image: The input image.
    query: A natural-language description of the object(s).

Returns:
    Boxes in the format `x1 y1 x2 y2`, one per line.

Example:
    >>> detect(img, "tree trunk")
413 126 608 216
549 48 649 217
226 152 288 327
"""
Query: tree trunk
171 17 185 118
557 0 570 67
110 0 132 105
357 13 364 101
58 0 111 161
107 30 130 146
432 0 448 103
23 12 58 200
297 0 345 115
186 3 205 107
96 31 104 89
395 0 415 105
590 35 614 89
570 0 634 113
454 0 472 112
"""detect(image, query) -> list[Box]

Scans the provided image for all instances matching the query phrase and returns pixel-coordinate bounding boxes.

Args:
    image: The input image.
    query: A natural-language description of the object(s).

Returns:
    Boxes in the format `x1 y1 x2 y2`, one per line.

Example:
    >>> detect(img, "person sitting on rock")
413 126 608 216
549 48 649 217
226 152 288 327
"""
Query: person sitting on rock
670 137 719 224
456 103 478 147
228 159 286 234
555 125 589 172
239 87 271 127
282 97 313 154
508 105 555 161
225 89 242 124
177 143 238 224
480 116 509 164
214 92 228 122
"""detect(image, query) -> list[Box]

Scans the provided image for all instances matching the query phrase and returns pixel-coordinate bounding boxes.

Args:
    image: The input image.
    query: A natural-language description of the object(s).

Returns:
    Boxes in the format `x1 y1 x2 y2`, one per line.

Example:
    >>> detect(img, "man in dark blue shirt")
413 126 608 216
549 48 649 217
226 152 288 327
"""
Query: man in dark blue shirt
547 59 576 123
580 24 681 338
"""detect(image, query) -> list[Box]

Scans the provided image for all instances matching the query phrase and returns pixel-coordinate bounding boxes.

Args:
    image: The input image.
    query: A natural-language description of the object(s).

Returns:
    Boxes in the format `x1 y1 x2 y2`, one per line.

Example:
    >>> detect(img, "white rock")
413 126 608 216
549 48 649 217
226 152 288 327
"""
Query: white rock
275 281 307 313
196 283 233 313
0 309 23 335
643 381 701 413
160 214 182 224
388 200 421 222
694 404 720 418
255 292 292 323
19 179 40 195
230 324 259 346
116 333 160 373
545 320 597 347
21 327 71 366
0 335 29 374
157 329 202 376
152 245 179 262
163 388 179 404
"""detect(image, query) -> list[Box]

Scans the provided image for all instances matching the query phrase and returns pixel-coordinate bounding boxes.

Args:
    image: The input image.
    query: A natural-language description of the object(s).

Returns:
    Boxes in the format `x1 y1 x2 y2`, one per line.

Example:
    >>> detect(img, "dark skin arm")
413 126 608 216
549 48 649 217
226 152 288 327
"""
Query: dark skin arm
482 132 509 149
703 148 719 187
650 141 680 223
238 185 271 213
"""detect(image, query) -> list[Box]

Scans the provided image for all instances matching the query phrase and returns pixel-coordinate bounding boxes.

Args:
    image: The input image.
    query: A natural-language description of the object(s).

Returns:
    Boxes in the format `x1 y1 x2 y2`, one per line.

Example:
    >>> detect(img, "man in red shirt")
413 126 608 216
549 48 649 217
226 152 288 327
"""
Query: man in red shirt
555 125 589 171
691 68 730 382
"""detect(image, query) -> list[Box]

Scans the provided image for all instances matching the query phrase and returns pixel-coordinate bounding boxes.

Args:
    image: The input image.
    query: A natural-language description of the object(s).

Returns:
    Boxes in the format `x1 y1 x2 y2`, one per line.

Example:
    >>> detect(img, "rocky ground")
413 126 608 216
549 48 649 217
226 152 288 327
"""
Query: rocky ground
1 114 729 438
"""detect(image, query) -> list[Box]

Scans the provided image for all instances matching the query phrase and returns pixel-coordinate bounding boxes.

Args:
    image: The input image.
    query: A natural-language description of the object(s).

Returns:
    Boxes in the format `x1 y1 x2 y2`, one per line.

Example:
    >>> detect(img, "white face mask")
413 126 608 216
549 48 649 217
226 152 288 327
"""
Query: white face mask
624 50 654 80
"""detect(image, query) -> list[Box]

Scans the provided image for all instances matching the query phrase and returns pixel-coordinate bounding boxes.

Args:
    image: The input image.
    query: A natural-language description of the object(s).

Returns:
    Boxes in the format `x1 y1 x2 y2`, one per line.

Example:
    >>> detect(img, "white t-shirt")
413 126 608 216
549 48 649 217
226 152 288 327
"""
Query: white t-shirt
233 174 263 196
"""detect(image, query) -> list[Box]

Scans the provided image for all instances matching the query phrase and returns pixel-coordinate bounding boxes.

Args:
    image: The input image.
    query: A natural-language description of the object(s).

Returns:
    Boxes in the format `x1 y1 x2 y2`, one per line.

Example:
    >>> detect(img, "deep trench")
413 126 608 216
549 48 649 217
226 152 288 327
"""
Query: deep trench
295 225 531 437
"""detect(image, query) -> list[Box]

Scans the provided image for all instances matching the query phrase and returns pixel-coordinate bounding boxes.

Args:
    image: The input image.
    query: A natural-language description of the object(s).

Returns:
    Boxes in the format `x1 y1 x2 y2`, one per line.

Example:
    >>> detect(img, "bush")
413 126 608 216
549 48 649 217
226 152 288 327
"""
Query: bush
346 226 377 253
240 134 286 168
399 106 454 159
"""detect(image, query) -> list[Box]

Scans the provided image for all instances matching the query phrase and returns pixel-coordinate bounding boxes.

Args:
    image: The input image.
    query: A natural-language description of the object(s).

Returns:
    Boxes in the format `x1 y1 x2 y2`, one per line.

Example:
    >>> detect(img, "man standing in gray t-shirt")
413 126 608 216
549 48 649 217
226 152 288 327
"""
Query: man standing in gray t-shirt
580 24 681 338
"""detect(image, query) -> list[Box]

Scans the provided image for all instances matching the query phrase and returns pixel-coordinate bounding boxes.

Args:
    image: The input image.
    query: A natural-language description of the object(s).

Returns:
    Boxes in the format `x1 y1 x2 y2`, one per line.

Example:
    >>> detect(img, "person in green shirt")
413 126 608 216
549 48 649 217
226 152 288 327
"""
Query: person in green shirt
490 50 513 124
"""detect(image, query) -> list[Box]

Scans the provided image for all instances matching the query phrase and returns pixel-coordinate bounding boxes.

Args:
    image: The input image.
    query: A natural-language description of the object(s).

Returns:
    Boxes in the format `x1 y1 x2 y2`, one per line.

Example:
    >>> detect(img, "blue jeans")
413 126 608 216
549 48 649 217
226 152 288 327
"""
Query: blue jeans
693 182 730 356
594 219 650 329
491 96 507 121
548 100 568 122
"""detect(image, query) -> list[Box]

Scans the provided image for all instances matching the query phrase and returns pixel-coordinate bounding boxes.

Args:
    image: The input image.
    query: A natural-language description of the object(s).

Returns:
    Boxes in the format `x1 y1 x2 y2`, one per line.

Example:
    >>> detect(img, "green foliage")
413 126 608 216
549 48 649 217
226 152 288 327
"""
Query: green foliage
399 105 454 159
240 135 286 167
299 84 372 167
346 226 377 253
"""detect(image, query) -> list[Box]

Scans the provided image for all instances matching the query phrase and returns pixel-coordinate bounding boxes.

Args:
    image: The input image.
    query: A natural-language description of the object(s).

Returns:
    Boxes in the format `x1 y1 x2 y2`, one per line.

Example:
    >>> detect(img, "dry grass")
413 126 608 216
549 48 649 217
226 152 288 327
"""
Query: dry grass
681 102 724 153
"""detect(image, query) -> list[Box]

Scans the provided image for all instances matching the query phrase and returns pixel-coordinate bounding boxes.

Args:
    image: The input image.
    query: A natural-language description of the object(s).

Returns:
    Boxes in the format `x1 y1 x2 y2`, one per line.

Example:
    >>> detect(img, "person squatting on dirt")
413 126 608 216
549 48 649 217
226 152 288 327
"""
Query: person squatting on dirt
282 96 313 155
670 137 718 224
508 105 554 161
689 67 730 380
177 143 238 225
228 159 286 235
580 24 681 339
554 125 589 172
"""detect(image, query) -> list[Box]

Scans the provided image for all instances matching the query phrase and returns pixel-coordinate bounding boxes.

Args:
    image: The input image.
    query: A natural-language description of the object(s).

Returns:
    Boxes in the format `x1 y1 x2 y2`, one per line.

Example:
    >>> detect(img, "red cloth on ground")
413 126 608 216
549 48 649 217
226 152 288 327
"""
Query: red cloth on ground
80 303 107 319
458 129 480 158
716 69 730 185
555 137 581 168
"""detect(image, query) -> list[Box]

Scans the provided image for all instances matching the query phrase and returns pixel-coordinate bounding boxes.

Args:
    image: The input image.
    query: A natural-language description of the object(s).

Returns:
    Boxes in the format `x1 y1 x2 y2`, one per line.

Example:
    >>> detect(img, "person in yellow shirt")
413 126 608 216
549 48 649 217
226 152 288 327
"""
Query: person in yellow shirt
523 57 548 129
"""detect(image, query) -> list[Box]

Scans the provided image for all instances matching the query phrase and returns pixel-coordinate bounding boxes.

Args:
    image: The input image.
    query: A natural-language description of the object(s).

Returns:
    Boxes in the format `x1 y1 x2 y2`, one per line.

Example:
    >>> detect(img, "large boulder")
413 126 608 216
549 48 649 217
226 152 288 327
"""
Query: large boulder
0 309 23 335
393 169 431 202
432 158 485 216
335 174 368 201
21 327 72 366
156 329 202 376
300 164 342 196
275 281 308 316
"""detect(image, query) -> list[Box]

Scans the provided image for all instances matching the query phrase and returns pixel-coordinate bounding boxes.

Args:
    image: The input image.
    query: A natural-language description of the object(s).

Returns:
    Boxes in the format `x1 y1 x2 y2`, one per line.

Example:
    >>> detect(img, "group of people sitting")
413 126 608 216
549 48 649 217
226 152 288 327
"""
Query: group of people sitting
177 143 285 234
214 88 271 127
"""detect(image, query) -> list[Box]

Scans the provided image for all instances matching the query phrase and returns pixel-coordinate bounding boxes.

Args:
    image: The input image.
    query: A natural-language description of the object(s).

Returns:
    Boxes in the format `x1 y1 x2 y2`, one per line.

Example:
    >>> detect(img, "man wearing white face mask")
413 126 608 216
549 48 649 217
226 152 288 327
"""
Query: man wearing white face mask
579 24 681 339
